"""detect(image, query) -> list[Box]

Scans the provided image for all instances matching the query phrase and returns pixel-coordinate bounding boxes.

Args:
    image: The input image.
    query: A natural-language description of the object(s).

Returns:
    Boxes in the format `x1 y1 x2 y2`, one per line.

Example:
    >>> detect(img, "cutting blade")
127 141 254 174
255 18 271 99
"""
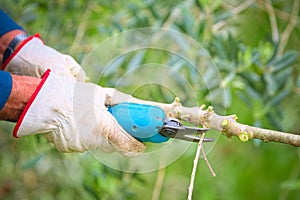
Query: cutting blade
160 118 214 142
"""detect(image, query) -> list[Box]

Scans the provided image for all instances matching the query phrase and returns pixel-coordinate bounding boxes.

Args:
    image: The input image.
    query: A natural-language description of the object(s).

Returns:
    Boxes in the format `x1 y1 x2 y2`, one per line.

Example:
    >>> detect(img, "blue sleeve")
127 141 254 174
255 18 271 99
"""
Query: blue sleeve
0 71 12 111
0 9 24 37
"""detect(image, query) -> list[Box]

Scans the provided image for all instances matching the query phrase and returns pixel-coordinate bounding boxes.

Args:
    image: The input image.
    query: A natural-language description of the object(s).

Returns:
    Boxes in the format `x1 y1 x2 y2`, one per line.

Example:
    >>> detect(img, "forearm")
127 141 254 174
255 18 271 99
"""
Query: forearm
0 75 40 122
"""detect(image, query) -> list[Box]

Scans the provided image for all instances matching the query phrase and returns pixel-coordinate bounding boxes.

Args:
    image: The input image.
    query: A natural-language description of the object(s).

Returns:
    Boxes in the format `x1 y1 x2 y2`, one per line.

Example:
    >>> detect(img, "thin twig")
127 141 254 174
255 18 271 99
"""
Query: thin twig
264 0 280 44
277 0 299 56
151 167 166 200
149 0 194 44
222 0 255 14
161 0 194 29
187 132 206 200
255 3 300 29
213 0 256 32
274 8 300 26
201 146 216 177
69 1 92 54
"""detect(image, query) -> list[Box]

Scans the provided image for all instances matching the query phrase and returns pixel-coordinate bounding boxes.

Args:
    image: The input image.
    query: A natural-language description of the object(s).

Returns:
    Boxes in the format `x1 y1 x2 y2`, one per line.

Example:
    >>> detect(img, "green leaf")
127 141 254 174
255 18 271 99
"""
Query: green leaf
240 72 260 89
268 51 298 73
214 58 235 71
251 50 262 67
297 74 300 88
22 154 43 170
260 42 274 63
212 36 227 59
127 50 145 71
281 180 300 190
264 73 278 96
197 19 206 39
83 183 100 200
147 0 161 19
236 91 252 108
227 33 239 63
224 88 232 108
268 89 290 106
239 45 252 68
182 7 196 36
232 79 246 90
206 88 228 107
222 72 236 87
210 0 222 12
245 83 261 99
267 112 283 130
274 68 292 91
214 12 232 23
105 55 126 75
197 0 212 9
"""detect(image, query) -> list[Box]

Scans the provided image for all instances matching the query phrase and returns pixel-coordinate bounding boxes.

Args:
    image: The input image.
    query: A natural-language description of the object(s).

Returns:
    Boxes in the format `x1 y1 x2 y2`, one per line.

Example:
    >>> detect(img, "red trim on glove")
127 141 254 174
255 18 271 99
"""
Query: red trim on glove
1 33 43 70
13 69 51 138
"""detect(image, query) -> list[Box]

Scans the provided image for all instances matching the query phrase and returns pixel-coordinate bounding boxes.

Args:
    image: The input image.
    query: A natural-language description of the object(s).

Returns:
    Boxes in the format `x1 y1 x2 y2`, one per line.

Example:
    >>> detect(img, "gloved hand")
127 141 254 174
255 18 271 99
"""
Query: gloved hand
14 69 146 156
1 34 87 81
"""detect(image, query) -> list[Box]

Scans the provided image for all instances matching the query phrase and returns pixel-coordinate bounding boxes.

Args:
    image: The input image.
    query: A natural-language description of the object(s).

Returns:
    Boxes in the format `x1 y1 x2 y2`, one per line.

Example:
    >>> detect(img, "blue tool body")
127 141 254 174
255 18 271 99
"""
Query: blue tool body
107 103 169 143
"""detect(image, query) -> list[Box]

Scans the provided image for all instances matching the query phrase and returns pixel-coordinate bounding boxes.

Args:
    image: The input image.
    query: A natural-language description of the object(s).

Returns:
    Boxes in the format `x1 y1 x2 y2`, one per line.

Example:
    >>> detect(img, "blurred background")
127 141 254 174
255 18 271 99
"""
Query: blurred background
0 0 300 199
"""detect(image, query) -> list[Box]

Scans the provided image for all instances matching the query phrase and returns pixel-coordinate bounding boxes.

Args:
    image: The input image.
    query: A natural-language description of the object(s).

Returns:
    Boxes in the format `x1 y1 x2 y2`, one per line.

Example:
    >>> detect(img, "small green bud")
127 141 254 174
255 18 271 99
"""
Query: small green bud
200 104 206 110
222 119 228 127
238 132 250 142
233 114 238 121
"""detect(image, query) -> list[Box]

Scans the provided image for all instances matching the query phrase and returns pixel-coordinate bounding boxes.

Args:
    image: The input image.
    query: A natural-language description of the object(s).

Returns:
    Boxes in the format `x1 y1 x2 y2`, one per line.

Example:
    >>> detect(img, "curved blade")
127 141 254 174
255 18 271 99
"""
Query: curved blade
160 125 214 142
183 135 215 142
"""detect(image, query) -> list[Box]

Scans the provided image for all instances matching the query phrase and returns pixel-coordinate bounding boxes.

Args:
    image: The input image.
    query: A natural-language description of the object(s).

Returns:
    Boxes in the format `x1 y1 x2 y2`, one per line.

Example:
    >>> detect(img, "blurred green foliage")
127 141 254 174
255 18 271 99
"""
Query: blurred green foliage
1 0 300 199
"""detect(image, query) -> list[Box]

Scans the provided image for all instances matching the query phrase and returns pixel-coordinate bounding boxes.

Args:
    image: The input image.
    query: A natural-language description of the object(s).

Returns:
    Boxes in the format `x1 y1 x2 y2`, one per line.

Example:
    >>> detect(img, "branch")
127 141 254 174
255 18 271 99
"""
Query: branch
104 88 300 147
213 0 256 32
264 0 280 44
187 133 206 200
69 1 92 54
277 0 299 56
201 146 216 177
161 0 194 29
151 167 166 200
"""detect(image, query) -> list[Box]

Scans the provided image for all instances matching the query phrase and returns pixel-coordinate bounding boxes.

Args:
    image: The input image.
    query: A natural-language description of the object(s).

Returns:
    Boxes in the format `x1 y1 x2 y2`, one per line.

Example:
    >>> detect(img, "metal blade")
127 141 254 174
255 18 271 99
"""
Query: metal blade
183 135 215 142
179 126 210 134
173 127 214 142
160 125 214 142
160 117 214 143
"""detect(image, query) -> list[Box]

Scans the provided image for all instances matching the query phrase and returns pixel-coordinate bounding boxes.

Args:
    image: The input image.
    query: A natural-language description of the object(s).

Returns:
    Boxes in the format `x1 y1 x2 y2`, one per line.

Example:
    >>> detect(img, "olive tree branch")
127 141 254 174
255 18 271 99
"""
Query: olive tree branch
104 89 300 147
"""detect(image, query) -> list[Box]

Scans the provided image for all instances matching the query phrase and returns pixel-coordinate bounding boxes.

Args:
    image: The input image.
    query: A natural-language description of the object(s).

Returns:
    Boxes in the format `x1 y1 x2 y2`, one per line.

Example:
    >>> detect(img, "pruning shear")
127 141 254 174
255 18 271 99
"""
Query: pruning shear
108 103 214 143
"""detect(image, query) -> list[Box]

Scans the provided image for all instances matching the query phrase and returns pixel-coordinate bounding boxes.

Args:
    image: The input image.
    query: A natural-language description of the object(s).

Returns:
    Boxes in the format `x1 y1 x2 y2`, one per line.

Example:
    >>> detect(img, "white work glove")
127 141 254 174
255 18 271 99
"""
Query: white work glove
2 34 87 81
14 69 145 156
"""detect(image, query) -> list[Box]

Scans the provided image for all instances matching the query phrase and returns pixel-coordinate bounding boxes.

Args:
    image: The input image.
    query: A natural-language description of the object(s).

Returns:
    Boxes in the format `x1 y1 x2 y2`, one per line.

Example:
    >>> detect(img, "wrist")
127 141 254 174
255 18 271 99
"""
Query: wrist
0 30 27 64
0 75 40 122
